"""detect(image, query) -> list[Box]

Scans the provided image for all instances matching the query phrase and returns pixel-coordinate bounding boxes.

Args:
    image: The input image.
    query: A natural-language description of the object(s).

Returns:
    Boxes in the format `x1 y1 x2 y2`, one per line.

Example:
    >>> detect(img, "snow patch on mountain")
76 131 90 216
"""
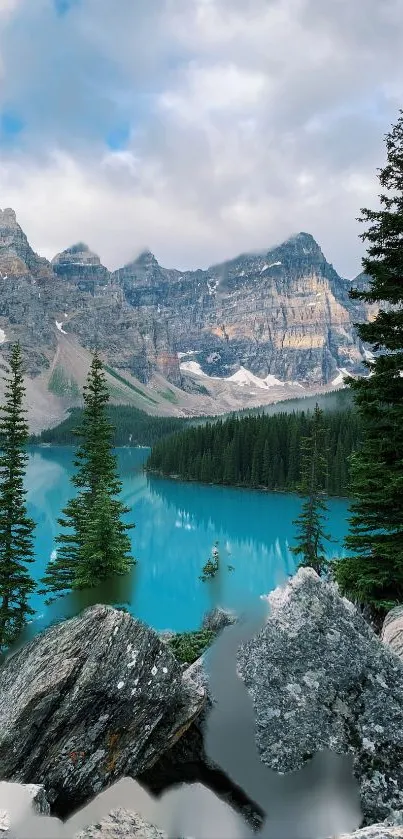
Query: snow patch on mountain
331 367 350 386
55 321 67 335
180 360 208 376
363 347 375 361
177 351 200 359
227 367 268 388
180 361 287 389
264 373 285 387
0 328 6 344
260 261 282 273
227 367 285 389
207 279 219 296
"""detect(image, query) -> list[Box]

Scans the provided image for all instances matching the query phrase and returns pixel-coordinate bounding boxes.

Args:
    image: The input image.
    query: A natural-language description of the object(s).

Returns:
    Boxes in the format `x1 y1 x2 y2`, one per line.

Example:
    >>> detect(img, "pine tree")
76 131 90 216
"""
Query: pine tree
291 404 330 574
73 480 134 590
334 110 403 615
0 342 36 649
41 351 134 602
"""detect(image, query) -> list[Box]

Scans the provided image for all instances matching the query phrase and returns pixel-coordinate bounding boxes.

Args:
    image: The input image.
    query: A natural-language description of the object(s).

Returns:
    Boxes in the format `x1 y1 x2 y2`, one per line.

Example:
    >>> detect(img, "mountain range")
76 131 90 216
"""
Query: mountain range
0 207 375 432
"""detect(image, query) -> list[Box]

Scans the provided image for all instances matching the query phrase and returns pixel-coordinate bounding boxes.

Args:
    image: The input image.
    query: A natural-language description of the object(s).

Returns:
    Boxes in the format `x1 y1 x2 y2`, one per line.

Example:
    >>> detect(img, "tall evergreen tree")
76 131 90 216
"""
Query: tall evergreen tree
0 343 36 649
334 111 403 615
41 352 134 602
290 404 330 574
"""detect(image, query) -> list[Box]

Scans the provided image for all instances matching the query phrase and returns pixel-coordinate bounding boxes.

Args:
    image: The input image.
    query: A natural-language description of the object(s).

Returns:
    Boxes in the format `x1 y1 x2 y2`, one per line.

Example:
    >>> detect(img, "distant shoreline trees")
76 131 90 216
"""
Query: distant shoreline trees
147 407 361 498
0 343 36 651
31 404 187 447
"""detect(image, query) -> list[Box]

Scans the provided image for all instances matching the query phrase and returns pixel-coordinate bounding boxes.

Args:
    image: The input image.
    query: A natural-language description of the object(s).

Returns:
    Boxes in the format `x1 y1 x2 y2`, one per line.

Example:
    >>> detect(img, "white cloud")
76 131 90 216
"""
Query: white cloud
159 62 268 119
0 0 402 277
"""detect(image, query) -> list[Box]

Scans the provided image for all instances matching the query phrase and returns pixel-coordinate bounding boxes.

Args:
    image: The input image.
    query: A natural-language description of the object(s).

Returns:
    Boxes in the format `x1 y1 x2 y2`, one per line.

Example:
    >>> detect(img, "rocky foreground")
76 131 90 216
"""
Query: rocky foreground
1 569 403 836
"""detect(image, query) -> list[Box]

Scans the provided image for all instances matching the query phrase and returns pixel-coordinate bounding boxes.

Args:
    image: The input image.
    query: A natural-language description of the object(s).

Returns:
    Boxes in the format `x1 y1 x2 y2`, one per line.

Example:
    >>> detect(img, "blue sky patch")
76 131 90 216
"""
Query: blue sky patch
54 0 79 16
0 110 24 140
106 124 131 151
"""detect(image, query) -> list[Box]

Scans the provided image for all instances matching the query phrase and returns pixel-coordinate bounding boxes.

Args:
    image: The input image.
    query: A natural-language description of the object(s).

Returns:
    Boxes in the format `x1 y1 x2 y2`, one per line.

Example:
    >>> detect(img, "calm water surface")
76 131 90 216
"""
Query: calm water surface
25 446 350 632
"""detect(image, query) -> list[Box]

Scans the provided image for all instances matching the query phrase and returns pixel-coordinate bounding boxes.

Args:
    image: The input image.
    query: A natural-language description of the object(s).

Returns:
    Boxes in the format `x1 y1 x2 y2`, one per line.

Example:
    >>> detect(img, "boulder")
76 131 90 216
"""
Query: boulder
382 606 403 660
75 808 165 839
342 825 403 839
235 568 403 825
149 570 403 827
202 607 237 633
0 605 205 816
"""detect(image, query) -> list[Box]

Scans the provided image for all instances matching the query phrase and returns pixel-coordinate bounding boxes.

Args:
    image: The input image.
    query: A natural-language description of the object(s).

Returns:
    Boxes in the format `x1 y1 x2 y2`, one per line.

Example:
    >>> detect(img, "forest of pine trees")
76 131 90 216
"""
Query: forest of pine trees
31 405 187 447
147 407 361 497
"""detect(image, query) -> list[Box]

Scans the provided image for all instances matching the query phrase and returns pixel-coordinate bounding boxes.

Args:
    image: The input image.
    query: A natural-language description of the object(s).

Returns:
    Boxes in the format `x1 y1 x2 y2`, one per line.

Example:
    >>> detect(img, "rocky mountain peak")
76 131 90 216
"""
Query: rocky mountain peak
52 242 102 267
51 243 110 297
131 248 159 268
115 248 173 294
0 207 18 227
0 212 375 410
290 231 320 245
0 207 52 278
278 231 325 258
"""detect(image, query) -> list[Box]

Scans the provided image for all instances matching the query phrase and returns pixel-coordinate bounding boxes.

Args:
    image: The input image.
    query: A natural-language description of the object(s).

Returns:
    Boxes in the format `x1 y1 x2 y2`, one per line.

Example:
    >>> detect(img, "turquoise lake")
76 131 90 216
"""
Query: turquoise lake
25 446 351 633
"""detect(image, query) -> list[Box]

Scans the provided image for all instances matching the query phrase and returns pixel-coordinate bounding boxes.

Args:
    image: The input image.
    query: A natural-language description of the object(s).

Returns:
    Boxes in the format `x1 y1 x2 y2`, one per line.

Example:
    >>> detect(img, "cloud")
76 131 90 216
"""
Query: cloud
0 0 402 276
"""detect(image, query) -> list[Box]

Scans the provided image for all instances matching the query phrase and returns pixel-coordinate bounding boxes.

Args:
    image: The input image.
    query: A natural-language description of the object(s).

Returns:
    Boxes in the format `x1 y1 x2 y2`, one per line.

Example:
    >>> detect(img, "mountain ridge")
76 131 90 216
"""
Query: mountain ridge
0 208 376 431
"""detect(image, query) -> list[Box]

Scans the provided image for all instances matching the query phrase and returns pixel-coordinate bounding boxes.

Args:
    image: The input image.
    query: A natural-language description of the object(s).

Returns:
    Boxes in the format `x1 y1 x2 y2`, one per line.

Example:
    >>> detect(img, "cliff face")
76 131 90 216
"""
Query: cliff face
51 243 111 295
0 208 53 279
113 232 372 385
0 209 374 403
0 208 57 376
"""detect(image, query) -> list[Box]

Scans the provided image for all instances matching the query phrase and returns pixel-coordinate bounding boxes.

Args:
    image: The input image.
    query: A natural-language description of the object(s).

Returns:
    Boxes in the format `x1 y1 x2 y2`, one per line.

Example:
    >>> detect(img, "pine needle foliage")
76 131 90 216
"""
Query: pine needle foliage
334 111 403 615
290 403 331 574
40 351 135 603
0 343 36 650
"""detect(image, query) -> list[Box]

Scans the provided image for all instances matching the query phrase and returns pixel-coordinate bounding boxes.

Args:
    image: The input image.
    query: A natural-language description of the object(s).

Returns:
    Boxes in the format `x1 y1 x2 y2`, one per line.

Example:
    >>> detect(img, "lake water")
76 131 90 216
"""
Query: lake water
25 446 351 633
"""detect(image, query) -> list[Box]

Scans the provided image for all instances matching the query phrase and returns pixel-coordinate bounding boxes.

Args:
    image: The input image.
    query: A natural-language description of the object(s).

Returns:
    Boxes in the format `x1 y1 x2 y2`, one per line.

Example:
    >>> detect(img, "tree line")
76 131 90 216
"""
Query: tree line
31 404 187 447
147 408 361 496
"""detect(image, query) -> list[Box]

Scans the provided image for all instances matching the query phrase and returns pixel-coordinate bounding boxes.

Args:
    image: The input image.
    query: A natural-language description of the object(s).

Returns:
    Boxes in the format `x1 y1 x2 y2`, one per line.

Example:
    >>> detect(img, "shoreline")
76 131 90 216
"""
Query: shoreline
28 444 351 500
145 468 351 501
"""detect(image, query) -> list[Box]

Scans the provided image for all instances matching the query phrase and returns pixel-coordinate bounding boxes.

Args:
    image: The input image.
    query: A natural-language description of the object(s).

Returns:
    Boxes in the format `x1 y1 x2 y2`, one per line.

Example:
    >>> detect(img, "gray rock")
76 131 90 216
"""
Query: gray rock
236 567 403 825
0 605 205 815
382 606 403 660
342 825 403 839
75 808 165 839
201 607 237 633
76 814 403 839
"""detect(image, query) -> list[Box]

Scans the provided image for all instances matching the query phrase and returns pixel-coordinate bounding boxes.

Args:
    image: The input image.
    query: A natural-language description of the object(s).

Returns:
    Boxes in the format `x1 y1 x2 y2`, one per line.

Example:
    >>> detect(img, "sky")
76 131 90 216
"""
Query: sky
0 0 402 276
